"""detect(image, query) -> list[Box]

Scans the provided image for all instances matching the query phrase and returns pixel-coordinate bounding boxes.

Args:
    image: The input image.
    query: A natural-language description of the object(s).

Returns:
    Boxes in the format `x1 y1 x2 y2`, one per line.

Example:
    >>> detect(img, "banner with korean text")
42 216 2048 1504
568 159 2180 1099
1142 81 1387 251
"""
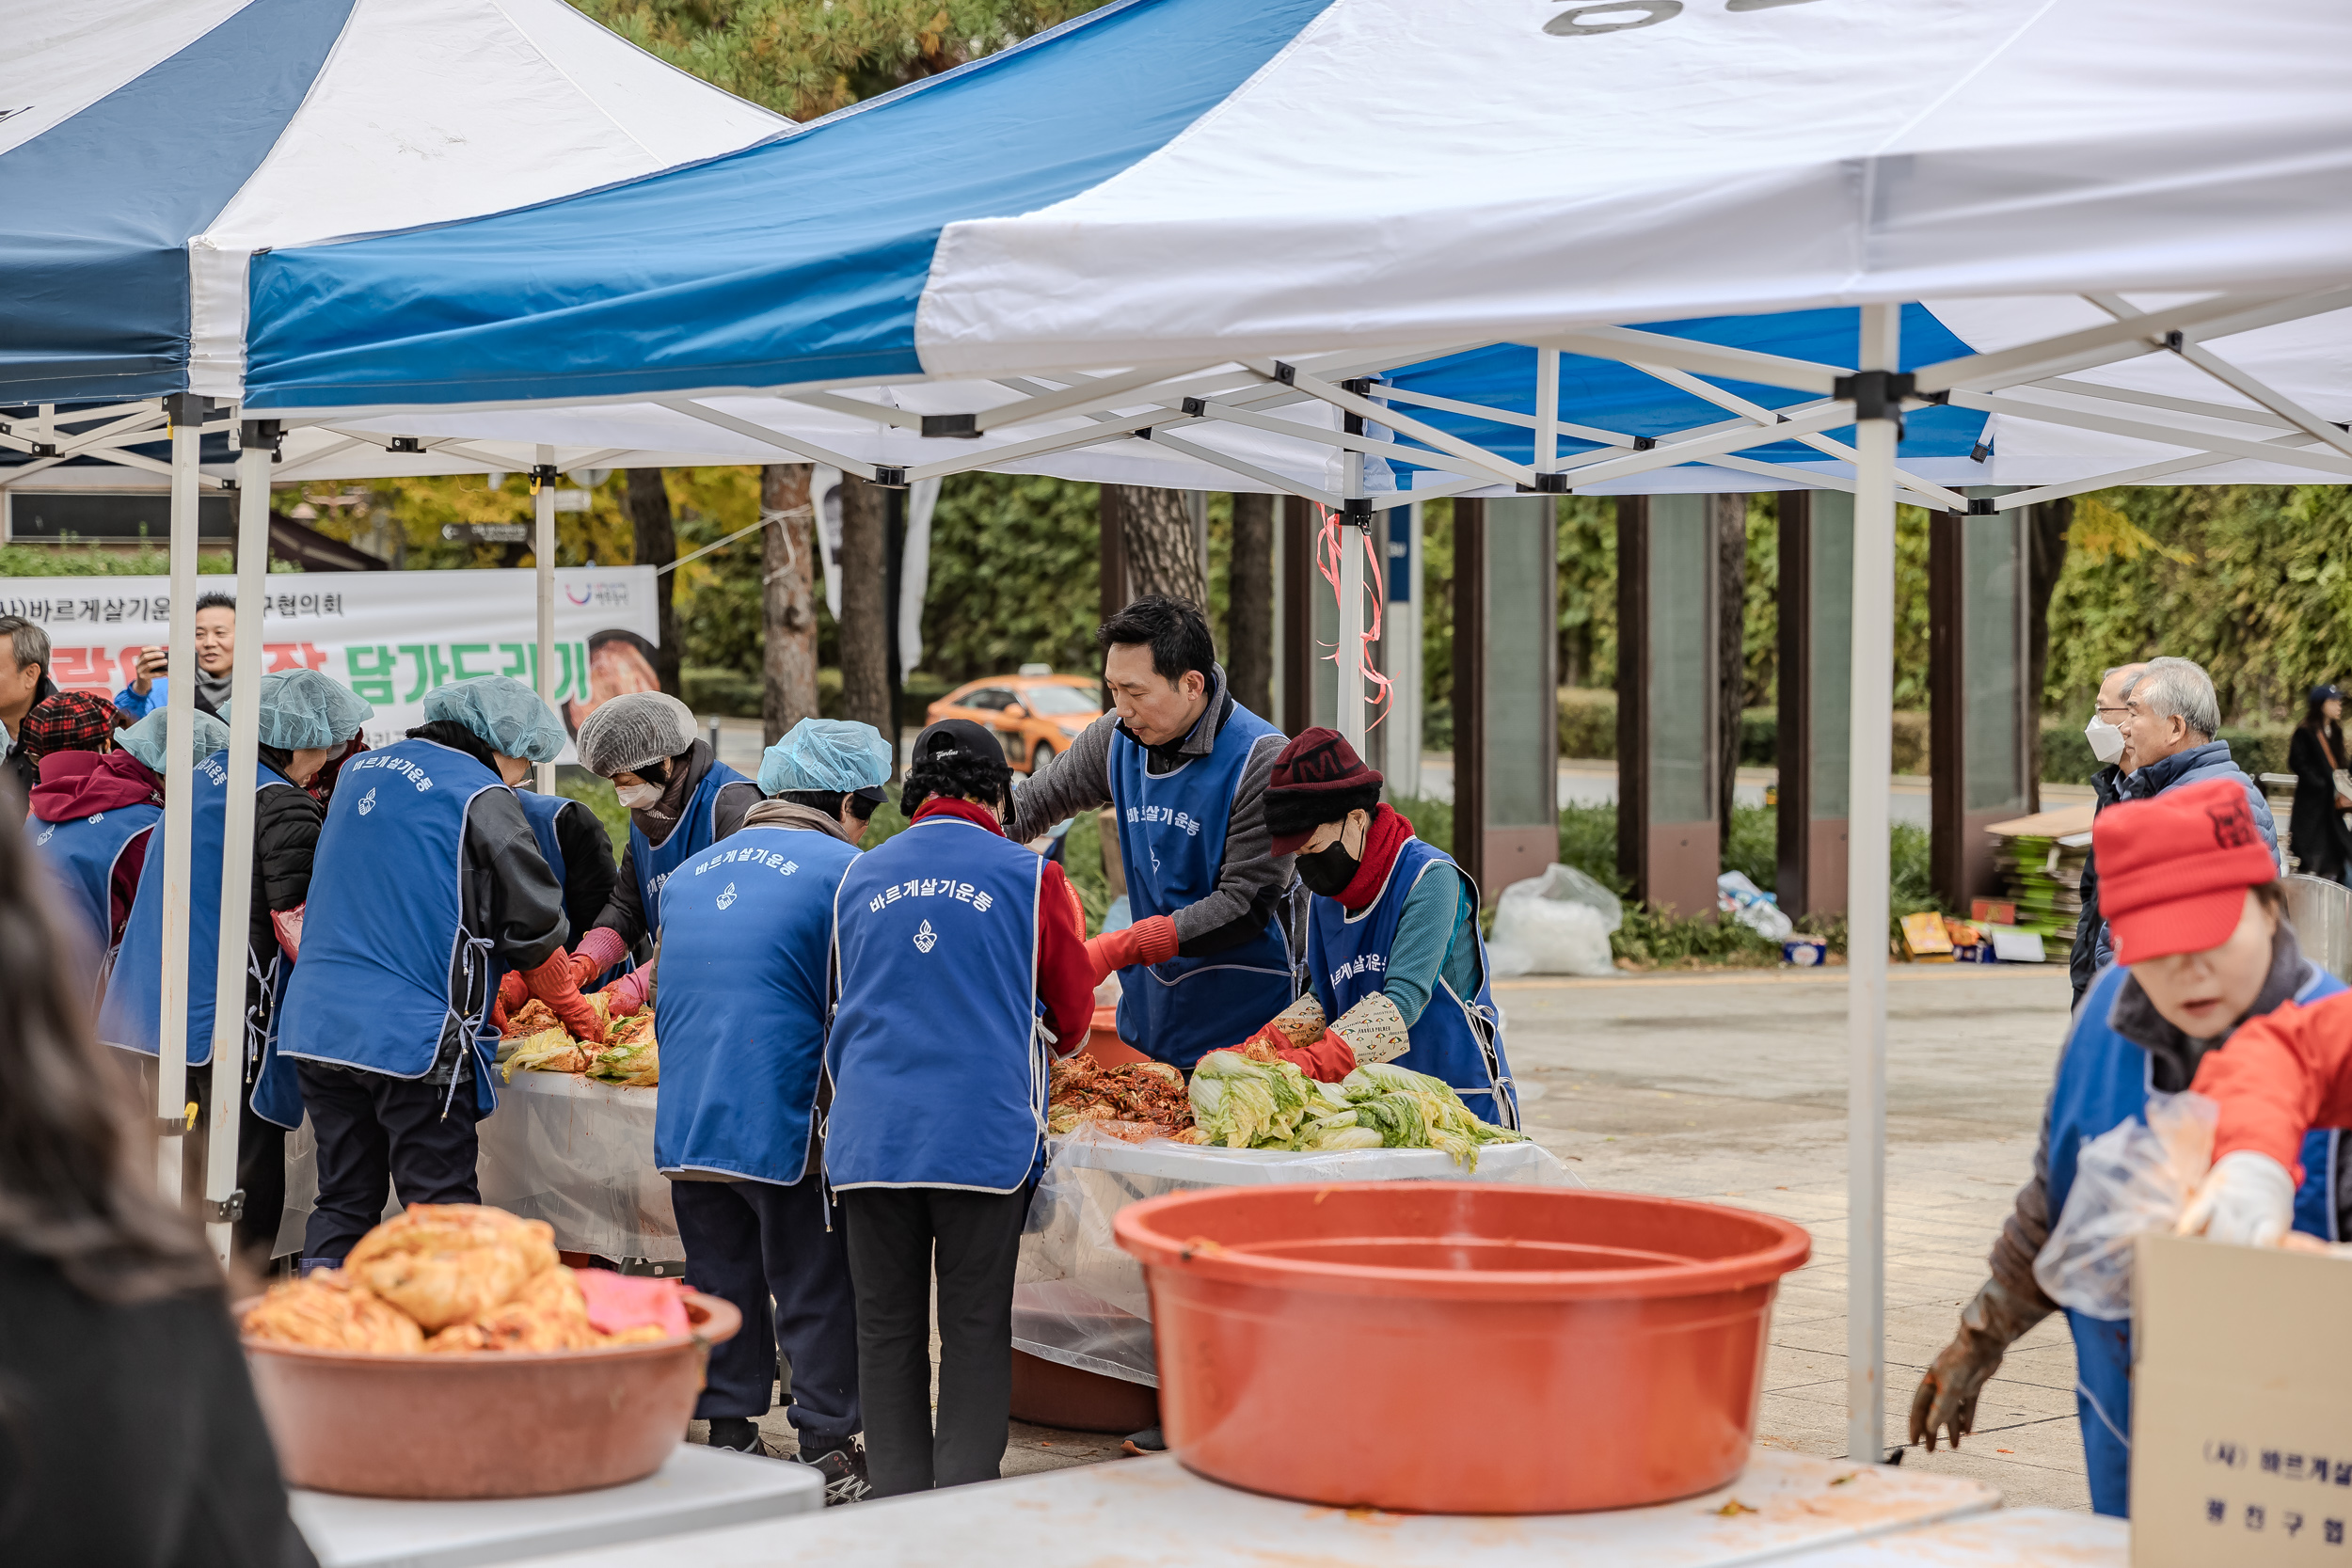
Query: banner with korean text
0 567 659 763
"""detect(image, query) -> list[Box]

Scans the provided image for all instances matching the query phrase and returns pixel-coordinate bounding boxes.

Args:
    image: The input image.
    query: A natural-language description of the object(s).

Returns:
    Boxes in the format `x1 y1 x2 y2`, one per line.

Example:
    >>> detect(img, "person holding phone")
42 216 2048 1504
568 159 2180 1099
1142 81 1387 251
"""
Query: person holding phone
116 591 237 720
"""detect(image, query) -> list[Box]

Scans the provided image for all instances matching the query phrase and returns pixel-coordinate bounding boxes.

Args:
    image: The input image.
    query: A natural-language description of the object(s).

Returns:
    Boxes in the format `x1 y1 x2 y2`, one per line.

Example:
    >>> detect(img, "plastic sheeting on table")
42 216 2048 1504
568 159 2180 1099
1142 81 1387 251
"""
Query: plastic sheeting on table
276 1069 679 1263
1014 1126 1577 1386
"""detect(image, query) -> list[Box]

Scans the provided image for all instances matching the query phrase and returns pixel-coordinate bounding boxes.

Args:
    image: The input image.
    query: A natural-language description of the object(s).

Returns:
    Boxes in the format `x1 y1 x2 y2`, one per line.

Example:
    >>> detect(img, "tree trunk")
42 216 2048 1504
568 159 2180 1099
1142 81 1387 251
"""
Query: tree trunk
1104 484 1206 607
2026 498 2072 812
761 464 819 745
1227 493 1274 715
837 474 894 746
1714 494 1748 856
626 468 681 695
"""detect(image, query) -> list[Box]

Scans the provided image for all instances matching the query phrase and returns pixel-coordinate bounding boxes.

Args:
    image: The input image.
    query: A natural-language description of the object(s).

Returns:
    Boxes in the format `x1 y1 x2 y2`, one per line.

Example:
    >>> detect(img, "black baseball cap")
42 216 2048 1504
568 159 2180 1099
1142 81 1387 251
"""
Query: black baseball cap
913 717 1006 766
2313 684 2344 703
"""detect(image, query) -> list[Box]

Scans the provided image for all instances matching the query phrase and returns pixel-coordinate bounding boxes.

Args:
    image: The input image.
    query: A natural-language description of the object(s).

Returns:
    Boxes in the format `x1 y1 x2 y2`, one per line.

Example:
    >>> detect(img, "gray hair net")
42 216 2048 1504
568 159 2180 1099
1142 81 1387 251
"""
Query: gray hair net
119 707 230 773
576 690 696 778
220 669 375 750
760 719 892 796
423 676 566 764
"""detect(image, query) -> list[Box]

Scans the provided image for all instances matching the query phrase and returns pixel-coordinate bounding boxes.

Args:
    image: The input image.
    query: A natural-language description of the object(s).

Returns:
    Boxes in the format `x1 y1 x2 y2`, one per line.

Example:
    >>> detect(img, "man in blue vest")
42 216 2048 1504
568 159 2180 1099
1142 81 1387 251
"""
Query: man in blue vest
101 669 373 1261
278 676 596 1263
563 691 758 1006
1006 595 1295 1070
654 719 888 1505
829 719 1094 1497
1248 728 1518 1125
1908 778 2344 1516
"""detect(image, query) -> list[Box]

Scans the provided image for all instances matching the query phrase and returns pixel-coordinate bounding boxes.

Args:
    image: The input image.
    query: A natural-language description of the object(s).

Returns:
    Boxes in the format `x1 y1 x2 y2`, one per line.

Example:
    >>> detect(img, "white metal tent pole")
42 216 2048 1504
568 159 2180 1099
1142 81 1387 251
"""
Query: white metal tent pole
155 398 205 1198
532 445 557 793
1845 302 1901 1465
203 425 274 1263
1337 457 1367 753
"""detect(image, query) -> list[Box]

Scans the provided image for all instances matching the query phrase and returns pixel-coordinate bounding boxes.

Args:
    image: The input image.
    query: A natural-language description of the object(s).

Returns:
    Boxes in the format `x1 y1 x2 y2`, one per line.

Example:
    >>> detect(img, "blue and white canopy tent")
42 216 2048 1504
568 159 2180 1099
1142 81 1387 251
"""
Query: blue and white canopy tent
24 0 2352 1454
0 0 782 1259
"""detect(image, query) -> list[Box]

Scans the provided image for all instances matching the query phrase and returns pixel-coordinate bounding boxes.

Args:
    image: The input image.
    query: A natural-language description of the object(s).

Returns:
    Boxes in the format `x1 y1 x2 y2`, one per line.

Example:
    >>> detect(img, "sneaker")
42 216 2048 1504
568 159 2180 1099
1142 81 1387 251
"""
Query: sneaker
1120 1426 1166 1457
801 1441 872 1507
707 1417 768 1456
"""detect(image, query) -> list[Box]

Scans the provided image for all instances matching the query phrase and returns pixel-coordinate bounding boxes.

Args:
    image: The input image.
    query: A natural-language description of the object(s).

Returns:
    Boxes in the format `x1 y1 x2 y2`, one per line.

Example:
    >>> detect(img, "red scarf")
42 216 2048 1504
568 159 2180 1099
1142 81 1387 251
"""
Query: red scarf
1335 803 1415 911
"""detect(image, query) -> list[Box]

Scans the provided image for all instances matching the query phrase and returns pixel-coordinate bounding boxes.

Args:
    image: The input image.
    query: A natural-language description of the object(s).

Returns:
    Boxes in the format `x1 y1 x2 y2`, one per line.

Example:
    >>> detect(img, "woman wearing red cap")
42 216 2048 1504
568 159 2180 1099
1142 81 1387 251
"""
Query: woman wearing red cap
1908 778 2346 1517
1236 727 1517 1125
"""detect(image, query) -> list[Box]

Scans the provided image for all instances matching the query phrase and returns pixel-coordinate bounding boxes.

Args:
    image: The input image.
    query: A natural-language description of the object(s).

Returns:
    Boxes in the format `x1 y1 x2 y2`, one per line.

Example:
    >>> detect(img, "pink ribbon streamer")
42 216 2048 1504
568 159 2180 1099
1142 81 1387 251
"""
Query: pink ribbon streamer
1314 506 1393 730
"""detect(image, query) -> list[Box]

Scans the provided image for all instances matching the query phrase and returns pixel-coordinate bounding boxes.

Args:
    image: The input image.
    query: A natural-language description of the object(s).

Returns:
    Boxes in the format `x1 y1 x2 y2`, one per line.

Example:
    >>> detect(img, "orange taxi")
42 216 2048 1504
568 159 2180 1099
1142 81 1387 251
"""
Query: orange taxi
927 665 1104 773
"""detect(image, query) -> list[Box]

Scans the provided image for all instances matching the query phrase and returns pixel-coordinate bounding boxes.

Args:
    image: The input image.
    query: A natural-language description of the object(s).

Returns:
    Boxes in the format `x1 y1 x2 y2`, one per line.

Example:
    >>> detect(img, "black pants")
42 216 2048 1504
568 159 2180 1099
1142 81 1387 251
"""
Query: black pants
839 1185 1028 1497
298 1064 482 1262
672 1176 862 1449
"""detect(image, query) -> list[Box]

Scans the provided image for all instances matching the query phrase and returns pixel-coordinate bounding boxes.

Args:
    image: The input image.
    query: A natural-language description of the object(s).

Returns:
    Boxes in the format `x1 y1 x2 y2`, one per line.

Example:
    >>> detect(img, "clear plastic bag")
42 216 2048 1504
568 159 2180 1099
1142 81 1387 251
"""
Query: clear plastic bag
2034 1090 2215 1321
1717 871 1794 942
1488 863 1622 977
1014 1123 1580 1385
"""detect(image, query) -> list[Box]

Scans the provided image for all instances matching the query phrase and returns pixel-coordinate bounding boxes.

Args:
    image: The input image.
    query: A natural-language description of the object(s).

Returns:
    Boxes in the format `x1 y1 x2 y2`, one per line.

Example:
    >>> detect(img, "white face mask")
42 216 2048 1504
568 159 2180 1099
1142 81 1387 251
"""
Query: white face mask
616 780 664 811
2084 716 2126 766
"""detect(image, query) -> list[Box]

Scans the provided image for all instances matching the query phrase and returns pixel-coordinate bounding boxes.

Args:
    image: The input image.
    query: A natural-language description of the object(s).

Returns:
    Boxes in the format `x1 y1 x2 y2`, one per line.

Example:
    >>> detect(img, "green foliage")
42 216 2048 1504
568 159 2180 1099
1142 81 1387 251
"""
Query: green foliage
1721 801 1776 890
1057 810 1112 936
1556 803 1621 892
919 474 1104 681
572 0 1089 120
1556 496 1616 690
1557 688 1616 759
0 545 234 577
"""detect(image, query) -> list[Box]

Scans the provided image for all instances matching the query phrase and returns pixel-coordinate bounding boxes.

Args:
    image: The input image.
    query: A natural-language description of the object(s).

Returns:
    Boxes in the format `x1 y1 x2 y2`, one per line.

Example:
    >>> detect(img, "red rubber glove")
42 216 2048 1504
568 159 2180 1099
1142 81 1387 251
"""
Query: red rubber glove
570 925 630 989
1238 1022 1358 1083
490 969 527 1033
599 967 651 1019
520 949 604 1041
1082 914 1179 984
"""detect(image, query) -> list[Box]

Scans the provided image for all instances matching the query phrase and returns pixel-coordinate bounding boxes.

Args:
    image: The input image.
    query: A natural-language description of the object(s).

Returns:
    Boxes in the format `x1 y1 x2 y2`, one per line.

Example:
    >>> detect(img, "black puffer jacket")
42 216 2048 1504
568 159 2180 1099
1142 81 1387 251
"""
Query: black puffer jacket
243 746 329 1068
538 795 620 940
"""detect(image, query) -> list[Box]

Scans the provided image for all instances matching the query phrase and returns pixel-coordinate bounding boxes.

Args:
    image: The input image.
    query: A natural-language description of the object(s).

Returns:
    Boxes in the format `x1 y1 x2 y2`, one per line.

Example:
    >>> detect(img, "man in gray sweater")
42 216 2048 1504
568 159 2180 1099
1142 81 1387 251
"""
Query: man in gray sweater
1007 596 1296 1069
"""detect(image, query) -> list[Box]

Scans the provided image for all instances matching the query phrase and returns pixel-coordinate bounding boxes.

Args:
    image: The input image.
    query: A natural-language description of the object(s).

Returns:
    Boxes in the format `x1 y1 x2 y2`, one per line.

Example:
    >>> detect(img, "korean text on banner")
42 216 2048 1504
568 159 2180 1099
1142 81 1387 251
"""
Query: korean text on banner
0 567 659 766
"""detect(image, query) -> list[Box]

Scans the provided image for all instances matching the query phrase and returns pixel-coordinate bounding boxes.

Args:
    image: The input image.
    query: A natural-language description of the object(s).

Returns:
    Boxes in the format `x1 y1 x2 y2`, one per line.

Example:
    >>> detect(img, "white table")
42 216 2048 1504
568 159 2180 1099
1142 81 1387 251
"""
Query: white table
1777 1507 2126 1565
505 1447 1998 1567
291 1443 819 1568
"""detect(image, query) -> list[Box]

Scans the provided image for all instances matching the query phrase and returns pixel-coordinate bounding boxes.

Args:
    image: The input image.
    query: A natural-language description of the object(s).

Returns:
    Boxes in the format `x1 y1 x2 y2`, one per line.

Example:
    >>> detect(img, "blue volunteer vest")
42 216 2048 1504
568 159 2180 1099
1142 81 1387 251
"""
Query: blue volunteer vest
99 752 294 1071
1109 706 1293 1069
629 761 751 924
827 813 1046 1193
277 737 507 1111
654 825 860 1185
2047 961 2345 1518
31 798 160 960
1308 834 1518 1128
516 789 569 887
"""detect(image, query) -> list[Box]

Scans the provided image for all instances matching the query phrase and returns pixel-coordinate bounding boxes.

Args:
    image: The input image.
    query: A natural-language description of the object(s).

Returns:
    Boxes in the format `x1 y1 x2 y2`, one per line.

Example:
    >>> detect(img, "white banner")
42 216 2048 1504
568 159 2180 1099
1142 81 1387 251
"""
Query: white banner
0 567 660 762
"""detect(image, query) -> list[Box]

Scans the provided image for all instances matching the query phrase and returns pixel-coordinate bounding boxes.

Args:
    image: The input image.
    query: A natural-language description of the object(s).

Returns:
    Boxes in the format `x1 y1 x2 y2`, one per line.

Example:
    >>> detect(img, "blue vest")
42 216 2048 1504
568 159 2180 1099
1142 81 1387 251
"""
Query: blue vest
654 825 859 1185
1308 835 1518 1128
277 737 507 1111
99 752 294 1071
1108 706 1293 1069
516 788 568 887
827 813 1046 1193
629 761 750 923
2047 961 2344 1518
247 960 304 1130
31 798 160 961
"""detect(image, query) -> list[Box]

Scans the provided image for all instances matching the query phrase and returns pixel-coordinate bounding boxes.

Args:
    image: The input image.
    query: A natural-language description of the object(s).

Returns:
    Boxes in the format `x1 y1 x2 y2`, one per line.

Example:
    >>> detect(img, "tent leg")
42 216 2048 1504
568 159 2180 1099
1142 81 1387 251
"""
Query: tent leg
534 445 557 793
155 397 205 1199
1335 441 1368 752
1846 303 1901 1465
204 424 274 1263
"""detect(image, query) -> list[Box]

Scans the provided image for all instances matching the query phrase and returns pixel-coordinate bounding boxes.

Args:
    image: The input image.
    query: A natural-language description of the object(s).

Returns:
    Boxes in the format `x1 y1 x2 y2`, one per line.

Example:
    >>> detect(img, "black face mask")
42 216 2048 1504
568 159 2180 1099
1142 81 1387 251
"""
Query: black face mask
1295 839 1359 897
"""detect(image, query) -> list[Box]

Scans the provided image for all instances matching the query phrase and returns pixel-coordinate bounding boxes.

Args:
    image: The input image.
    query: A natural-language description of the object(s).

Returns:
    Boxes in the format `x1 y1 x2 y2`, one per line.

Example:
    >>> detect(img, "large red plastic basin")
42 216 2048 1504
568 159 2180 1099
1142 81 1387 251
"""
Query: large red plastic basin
1115 1184 1809 1514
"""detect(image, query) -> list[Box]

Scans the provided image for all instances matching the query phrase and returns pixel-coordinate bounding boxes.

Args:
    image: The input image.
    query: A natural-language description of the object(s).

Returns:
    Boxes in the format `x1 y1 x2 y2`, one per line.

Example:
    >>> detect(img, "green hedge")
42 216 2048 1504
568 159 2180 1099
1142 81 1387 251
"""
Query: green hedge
1555 689 1930 775
2038 720 2292 785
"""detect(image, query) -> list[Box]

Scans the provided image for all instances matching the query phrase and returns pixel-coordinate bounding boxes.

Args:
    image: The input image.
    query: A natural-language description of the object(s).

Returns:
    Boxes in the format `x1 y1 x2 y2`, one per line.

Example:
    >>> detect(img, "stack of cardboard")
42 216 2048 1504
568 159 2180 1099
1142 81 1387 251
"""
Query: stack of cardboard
1985 802 2096 953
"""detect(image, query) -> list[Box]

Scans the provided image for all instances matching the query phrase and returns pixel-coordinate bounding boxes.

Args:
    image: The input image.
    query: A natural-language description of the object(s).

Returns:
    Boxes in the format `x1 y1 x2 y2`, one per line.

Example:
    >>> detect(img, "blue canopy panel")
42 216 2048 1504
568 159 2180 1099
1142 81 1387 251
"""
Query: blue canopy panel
1384 307 1990 485
244 0 1337 412
0 0 354 406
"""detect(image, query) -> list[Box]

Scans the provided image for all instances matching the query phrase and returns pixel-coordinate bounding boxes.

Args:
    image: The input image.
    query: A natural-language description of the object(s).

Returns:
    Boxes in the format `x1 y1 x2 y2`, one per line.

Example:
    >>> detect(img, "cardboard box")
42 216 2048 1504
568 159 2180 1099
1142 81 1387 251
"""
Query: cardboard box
2132 1232 2352 1564
1972 897 2019 925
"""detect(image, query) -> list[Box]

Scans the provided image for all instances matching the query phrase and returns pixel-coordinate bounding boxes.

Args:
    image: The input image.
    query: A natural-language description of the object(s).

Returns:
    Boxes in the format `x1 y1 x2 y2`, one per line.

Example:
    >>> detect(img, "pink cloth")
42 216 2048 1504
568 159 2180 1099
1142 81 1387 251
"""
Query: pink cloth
574 1269 690 1339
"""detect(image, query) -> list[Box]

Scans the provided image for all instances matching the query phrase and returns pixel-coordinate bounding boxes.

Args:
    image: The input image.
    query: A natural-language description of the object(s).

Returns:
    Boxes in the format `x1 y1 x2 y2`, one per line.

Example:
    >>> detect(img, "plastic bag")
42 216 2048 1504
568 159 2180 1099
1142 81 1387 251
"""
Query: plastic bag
1487 863 1622 977
2034 1091 2216 1321
1717 871 1794 942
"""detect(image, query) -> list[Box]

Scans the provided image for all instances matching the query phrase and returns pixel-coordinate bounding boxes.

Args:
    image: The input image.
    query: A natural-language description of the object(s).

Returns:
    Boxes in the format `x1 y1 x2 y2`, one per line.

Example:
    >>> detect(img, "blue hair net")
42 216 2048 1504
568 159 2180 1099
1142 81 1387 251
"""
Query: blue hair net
220 669 374 750
119 707 230 772
759 719 893 796
423 676 566 764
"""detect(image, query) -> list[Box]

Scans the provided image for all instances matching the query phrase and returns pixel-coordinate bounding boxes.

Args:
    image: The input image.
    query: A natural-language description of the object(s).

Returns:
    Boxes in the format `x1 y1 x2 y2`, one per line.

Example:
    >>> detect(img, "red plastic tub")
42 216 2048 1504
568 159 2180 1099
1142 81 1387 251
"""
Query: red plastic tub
1115 1184 1809 1514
